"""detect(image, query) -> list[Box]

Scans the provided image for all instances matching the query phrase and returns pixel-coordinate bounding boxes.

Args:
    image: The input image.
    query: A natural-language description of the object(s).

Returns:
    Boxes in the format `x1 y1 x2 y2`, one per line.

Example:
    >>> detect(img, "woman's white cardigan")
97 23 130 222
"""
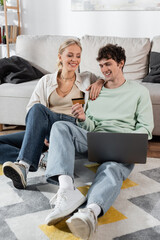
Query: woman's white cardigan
26 71 99 113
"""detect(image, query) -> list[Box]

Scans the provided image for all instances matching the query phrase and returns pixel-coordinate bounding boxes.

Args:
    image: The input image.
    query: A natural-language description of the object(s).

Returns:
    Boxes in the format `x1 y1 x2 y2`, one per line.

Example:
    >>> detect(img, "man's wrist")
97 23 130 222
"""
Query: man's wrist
76 118 85 125
77 117 86 122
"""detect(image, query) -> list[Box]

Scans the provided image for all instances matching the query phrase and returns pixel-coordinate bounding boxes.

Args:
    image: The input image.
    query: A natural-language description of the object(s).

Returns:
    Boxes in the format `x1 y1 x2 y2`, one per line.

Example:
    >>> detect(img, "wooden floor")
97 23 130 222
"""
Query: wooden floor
147 136 160 158
0 125 160 158
0 125 25 135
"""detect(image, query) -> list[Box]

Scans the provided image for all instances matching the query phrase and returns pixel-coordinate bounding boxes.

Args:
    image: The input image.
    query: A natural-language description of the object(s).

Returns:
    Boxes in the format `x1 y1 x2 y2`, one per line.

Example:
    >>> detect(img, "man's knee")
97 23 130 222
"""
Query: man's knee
51 121 74 135
98 161 119 172
97 161 122 180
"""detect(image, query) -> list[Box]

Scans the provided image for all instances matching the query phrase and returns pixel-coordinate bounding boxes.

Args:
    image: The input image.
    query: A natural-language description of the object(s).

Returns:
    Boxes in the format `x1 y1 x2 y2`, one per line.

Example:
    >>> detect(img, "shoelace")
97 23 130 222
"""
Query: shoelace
50 191 67 209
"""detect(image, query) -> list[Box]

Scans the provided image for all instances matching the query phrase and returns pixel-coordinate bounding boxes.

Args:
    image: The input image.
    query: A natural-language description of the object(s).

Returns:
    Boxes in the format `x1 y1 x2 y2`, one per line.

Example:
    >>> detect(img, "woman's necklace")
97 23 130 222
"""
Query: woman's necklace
58 86 73 94
61 73 75 80
57 73 75 95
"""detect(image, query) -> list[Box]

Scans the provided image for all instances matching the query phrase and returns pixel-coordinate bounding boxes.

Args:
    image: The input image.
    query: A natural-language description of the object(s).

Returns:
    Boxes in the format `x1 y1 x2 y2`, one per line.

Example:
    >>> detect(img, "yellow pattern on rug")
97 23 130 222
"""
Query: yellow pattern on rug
85 163 100 173
39 219 81 240
98 206 127 225
122 178 138 189
77 185 90 196
39 206 127 239
85 163 138 189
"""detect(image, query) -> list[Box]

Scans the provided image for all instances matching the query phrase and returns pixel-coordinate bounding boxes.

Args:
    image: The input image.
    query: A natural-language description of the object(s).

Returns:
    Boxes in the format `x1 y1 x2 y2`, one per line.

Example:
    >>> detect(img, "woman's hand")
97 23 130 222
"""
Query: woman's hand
44 138 49 147
72 103 86 121
86 79 104 100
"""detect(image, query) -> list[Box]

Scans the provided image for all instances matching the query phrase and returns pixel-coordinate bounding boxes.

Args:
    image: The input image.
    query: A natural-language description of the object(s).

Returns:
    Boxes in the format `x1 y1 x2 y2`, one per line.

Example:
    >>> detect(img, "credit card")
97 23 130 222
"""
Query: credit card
72 98 85 105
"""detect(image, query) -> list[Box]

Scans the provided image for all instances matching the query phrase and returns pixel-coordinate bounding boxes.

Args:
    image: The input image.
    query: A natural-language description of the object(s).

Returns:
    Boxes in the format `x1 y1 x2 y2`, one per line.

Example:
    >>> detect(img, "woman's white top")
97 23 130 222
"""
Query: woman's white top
26 71 99 113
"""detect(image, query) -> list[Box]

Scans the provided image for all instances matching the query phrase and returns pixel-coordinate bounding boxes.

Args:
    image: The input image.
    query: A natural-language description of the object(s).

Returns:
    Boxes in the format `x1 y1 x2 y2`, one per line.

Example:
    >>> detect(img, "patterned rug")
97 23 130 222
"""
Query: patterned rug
0 157 160 240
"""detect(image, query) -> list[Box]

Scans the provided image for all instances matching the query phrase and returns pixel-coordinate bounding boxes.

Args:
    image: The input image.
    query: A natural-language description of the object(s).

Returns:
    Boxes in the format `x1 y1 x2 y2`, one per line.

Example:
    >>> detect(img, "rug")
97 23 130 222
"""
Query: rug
0 157 160 240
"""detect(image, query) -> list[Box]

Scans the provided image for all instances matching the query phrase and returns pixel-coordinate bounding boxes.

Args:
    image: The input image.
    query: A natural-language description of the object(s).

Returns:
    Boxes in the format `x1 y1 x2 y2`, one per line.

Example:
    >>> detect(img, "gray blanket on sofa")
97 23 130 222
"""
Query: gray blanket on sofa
0 56 44 84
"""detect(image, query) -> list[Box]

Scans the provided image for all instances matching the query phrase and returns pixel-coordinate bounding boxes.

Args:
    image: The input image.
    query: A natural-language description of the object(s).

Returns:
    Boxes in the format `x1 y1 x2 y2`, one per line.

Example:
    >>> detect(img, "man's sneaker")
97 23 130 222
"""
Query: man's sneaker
2 161 27 189
45 188 86 225
66 208 97 240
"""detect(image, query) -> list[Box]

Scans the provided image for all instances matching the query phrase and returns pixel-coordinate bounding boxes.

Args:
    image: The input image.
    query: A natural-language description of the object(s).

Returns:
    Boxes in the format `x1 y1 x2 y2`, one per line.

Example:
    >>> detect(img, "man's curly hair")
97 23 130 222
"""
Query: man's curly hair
96 44 126 67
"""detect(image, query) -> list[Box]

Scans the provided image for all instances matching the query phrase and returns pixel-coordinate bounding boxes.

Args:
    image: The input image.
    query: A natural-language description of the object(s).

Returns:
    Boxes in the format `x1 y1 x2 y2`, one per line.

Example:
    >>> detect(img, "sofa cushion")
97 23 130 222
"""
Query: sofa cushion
80 35 151 81
0 80 39 125
140 81 160 104
0 80 38 98
143 36 160 83
16 35 78 74
151 35 160 52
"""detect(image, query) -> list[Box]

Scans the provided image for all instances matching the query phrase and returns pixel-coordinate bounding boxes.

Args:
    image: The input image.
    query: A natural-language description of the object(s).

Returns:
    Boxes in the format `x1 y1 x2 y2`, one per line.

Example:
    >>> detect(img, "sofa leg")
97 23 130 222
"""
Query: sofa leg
0 124 3 131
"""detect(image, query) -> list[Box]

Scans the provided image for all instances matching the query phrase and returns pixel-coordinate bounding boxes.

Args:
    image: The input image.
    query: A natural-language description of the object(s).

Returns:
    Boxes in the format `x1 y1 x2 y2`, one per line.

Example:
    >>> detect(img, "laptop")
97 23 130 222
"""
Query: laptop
87 132 148 164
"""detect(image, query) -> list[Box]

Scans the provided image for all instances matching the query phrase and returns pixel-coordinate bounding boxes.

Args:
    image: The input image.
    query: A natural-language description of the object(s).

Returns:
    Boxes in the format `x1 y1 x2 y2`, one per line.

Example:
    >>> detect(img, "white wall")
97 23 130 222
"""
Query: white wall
20 0 160 39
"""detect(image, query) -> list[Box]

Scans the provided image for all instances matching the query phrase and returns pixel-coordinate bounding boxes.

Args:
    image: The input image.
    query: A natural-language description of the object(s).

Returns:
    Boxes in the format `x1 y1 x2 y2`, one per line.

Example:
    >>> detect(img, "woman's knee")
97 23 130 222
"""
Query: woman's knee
29 103 46 114
26 104 47 121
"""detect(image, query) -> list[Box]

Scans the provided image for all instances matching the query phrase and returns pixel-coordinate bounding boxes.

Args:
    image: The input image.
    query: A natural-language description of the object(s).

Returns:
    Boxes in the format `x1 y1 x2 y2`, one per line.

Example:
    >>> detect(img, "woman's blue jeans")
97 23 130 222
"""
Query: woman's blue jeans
46 121 134 216
0 104 76 171
0 131 25 164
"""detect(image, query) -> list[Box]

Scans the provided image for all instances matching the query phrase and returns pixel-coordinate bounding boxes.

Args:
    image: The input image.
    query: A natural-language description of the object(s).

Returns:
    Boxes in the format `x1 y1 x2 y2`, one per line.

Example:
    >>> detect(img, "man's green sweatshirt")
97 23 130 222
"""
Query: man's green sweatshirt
77 80 154 139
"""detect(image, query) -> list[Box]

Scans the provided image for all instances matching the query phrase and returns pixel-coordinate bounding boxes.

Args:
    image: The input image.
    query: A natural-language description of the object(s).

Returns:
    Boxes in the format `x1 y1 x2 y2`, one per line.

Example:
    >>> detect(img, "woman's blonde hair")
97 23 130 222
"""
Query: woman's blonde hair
57 39 82 70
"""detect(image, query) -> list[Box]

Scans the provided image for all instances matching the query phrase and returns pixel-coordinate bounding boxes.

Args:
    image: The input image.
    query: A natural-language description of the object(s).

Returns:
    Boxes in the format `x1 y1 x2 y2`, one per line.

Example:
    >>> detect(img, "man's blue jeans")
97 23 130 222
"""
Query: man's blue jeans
0 104 76 171
46 121 134 216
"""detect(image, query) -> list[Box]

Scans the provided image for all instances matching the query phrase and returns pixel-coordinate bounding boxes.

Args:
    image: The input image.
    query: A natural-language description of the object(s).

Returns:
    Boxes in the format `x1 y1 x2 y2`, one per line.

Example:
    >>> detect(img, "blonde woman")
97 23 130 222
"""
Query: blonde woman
2 39 104 189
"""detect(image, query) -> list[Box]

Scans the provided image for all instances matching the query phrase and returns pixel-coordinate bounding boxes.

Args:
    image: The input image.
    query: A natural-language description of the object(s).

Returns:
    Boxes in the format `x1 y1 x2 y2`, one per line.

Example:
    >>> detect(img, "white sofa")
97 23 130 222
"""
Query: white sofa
0 35 160 135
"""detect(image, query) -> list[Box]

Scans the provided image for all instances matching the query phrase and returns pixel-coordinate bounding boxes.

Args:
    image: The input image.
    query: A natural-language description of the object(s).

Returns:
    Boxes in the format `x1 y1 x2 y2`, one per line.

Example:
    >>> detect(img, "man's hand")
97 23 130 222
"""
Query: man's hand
72 103 86 121
86 79 104 100
44 138 49 147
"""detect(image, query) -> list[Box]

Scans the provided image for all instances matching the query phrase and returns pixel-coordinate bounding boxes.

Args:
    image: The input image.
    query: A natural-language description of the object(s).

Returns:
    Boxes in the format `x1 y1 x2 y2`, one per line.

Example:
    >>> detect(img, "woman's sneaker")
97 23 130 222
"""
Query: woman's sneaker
66 208 97 240
3 161 27 189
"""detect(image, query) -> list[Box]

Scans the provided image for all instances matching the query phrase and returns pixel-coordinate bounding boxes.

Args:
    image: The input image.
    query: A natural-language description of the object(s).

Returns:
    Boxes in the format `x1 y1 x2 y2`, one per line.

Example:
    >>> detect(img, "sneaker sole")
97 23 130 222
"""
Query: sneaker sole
46 196 86 226
67 217 90 240
3 163 26 189
46 216 66 226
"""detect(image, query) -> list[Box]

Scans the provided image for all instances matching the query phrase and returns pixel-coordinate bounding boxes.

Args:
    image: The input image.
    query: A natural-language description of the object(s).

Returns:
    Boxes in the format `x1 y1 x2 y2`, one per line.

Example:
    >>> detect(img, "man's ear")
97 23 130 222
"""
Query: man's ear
119 60 124 70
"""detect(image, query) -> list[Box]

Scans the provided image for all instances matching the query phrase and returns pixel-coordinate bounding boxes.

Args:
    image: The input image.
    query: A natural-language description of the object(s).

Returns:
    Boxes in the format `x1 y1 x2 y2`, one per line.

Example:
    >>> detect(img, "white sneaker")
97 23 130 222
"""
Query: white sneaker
45 188 86 225
66 208 97 240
